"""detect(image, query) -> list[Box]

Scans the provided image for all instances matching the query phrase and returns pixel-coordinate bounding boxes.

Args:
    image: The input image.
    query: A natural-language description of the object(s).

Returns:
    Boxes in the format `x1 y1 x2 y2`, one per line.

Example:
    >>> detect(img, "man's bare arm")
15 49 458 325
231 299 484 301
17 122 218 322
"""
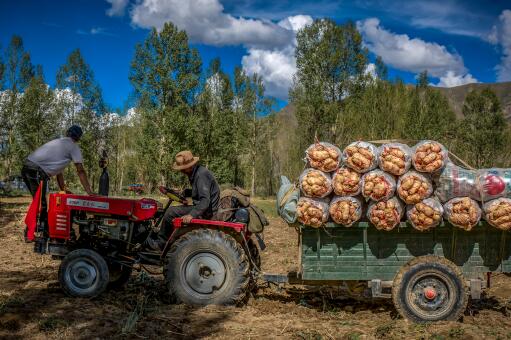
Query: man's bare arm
56 173 66 191
74 163 93 195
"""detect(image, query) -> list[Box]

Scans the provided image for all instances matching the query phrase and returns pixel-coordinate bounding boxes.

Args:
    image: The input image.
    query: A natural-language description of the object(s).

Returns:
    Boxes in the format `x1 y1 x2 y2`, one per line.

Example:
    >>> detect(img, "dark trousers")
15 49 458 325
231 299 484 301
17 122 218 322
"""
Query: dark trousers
157 205 195 244
21 162 49 231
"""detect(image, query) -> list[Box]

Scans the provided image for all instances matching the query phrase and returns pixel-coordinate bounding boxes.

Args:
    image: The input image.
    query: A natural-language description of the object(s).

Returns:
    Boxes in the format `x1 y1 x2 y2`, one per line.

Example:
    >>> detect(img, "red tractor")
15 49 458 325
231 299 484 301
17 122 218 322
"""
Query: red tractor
29 187 261 305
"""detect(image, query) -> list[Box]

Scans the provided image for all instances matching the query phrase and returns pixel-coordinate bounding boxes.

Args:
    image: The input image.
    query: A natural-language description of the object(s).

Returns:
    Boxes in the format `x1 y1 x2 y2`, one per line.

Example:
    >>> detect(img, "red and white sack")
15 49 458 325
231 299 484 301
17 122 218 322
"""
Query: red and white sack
342 141 379 173
332 167 361 196
329 196 363 226
362 170 396 201
378 143 412 176
297 197 330 228
407 197 444 231
305 142 341 173
483 198 511 231
434 162 479 202
367 197 404 231
443 197 481 231
476 169 511 202
299 168 332 198
412 140 448 173
397 171 433 204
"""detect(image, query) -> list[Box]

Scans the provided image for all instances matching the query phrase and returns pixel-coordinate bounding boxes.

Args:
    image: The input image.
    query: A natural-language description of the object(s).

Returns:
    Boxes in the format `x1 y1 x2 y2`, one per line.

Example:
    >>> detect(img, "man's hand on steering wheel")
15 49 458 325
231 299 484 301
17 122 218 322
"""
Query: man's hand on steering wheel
182 214 193 224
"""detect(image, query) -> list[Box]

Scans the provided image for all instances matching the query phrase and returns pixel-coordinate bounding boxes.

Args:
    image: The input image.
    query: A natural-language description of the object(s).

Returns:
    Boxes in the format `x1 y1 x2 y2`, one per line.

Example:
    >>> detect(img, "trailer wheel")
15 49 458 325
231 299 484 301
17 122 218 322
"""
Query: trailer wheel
58 249 109 298
392 255 468 322
165 229 250 306
108 263 133 290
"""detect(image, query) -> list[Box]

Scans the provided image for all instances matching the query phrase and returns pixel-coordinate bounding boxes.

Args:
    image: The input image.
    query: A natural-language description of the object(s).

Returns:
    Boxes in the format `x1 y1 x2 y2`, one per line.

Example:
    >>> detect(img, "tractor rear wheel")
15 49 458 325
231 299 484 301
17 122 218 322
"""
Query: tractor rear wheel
58 249 109 298
165 229 250 306
392 255 468 322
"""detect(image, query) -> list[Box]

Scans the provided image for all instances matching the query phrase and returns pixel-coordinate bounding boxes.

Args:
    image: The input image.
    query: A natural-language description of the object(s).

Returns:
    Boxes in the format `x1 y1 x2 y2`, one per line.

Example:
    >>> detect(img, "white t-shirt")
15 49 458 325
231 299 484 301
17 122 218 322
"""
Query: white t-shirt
27 137 83 176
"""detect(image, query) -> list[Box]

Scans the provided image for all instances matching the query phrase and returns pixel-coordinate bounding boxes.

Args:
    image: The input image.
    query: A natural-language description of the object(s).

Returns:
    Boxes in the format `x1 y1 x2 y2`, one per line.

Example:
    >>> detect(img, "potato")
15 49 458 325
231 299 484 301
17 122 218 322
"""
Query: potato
297 197 329 228
397 171 433 204
483 198 511 231
362 170 396 201
306 142 340 172
408 198 443 231
444 197 481 231
367 198 404 231
332 167 361 196
343 142 378 173
329 197 362 226
378 143 411 176
412 141 447 173
300 169 332 198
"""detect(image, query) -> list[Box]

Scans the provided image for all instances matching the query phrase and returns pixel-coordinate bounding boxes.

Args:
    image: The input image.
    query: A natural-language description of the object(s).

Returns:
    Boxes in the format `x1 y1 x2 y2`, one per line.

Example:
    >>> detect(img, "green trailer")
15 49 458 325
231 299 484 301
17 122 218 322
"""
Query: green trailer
266 220 511 322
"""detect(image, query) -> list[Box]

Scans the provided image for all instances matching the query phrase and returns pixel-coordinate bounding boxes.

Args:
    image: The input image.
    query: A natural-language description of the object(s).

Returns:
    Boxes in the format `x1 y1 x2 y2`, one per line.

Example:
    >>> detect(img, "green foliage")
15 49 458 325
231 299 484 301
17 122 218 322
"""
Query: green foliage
457 88 508 167
291 19 369 147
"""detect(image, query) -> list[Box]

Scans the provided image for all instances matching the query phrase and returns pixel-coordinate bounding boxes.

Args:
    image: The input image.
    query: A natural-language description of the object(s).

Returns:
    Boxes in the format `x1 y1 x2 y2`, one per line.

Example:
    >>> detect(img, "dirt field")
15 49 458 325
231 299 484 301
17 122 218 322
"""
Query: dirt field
1 197 511 339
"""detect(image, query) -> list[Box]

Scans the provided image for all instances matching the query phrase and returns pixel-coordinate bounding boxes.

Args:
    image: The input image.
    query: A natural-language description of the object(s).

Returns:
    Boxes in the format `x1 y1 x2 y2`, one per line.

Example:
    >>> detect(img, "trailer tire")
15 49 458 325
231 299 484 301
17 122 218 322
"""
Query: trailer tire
165 229 250 306
59 249 109 298
392 255 468 322
108 263 133 290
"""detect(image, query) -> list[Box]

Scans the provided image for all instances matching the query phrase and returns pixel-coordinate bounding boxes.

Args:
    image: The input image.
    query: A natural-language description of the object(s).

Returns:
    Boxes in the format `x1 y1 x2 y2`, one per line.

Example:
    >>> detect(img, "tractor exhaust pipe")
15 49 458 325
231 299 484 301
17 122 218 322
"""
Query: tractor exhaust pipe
98 150 109 196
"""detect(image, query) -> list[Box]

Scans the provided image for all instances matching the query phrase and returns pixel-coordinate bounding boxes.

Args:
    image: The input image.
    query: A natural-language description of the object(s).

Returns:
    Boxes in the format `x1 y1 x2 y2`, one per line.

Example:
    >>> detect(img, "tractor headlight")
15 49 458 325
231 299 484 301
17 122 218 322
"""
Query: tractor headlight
234 208 250 224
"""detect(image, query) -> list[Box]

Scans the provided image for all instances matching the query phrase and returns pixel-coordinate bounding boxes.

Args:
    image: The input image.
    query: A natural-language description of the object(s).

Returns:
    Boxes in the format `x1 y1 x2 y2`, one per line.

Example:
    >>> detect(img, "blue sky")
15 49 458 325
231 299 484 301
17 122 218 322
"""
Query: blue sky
0 0 510 112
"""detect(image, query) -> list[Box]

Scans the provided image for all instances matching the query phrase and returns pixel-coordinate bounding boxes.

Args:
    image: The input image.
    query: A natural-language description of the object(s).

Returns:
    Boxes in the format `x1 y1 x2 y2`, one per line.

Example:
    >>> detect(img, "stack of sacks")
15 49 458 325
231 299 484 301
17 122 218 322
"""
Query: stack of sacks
293 138 509 232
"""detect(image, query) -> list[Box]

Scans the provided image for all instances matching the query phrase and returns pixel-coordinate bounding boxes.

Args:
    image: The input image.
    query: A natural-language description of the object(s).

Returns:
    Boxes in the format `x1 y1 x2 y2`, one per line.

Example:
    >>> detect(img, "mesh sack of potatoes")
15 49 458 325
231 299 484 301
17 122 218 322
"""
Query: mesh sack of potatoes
443 197 481 231
297 197 330 228
476 169 511 202
378 143 412 176
332 167 361 196
305 142 341 173
407 197 444 231
367 197 404 231
299 169 332 198
434 162 479 202
412 140 448 173
397 171 433 204
362 170 396 201
329 196 363 226
342 141 379 173
483 198 511 231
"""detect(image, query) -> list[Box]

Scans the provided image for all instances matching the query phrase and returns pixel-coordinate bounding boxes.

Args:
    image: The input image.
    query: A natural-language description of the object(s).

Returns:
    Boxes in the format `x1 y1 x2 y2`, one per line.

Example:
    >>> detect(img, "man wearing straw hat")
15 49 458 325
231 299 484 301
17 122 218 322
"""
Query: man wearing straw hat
145 150 220 251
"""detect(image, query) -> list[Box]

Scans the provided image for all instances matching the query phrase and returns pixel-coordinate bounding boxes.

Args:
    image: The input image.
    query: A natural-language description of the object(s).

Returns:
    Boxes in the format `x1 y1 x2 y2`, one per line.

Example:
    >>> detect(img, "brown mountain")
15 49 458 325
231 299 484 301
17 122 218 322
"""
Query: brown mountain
437 81 511 120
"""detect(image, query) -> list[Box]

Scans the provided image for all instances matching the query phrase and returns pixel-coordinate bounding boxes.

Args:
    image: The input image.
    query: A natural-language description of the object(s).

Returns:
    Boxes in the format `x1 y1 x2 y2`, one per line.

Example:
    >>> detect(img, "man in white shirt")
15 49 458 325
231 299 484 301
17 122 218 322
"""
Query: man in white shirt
21 125 93 197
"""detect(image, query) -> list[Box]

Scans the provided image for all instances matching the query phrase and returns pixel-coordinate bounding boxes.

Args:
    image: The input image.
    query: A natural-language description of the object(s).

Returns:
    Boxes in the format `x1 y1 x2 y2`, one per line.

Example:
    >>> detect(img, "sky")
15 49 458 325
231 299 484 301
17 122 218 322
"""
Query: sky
0 0 510 112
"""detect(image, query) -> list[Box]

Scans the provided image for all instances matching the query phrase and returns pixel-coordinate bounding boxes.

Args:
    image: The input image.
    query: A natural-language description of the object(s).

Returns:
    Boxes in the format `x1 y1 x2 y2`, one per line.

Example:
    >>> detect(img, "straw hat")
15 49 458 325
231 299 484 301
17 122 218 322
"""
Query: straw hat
172 150 199 170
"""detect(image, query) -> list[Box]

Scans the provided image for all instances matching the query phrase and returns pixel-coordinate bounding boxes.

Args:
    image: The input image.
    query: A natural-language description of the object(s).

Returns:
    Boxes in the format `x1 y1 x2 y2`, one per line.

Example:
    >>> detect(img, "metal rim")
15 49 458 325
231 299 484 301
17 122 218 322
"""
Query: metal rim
64 257 100 294
181 250 227 297
405 269 456 320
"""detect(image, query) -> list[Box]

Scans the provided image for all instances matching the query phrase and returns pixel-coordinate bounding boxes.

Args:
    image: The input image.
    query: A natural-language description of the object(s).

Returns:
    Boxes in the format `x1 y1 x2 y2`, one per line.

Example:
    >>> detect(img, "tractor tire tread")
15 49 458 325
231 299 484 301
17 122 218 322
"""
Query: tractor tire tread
165 228 250 306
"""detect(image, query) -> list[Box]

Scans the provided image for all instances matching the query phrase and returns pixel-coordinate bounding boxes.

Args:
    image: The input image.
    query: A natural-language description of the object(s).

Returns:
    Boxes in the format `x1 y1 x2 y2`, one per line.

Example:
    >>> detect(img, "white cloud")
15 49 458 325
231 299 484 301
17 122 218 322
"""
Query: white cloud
106 0 129 17
435 71 478 87
492 10 511 82
357 18 467 77
241 15 313 99
357 17 478 86
130 0 293 49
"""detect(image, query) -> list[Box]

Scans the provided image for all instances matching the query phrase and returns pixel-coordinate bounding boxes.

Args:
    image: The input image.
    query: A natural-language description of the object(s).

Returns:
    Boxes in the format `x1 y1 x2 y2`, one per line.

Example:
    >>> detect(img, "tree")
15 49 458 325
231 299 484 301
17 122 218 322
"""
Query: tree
291 19 368 147
129 22 202 190
16 73 61 160
56 49 105 190
0 35 34 177
375 56 388 80
459 88 507 167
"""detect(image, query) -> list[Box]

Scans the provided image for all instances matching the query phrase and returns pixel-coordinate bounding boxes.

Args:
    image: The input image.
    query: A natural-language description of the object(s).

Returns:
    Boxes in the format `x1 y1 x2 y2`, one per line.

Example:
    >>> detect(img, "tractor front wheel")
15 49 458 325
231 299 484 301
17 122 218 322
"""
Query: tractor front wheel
58 249 109 298
165 229 250 305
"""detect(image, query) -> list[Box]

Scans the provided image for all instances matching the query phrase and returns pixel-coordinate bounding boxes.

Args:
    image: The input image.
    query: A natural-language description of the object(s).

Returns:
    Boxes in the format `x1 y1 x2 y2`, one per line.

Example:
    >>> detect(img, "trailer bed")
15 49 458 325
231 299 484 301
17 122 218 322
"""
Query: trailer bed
301 222 511 281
